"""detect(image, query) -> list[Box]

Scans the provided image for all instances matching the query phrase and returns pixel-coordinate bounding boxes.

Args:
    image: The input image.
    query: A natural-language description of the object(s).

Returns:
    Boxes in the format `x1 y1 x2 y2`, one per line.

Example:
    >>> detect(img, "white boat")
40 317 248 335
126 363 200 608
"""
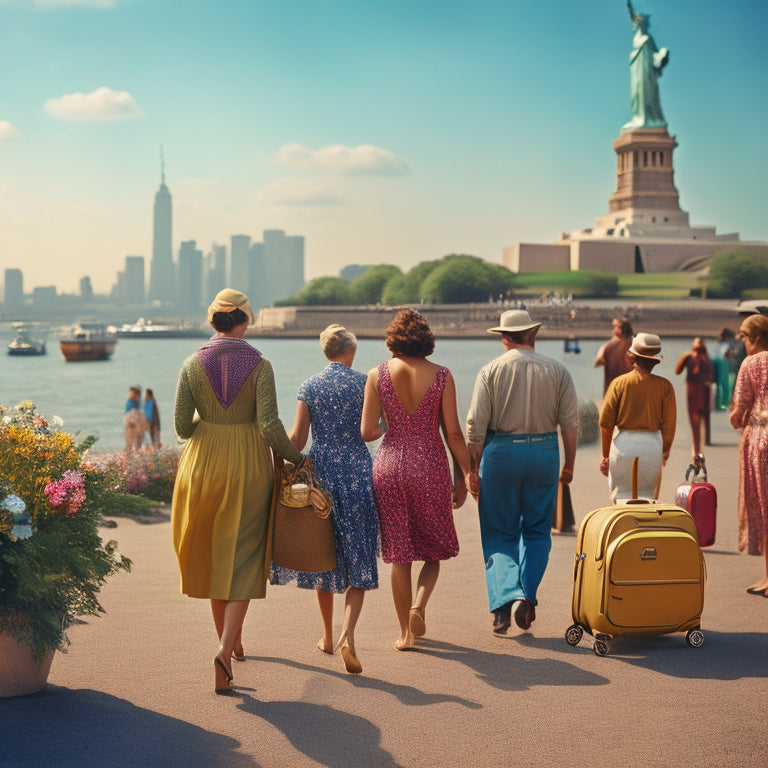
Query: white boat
59 320 118 361
116 317 207 339
7 324 47 356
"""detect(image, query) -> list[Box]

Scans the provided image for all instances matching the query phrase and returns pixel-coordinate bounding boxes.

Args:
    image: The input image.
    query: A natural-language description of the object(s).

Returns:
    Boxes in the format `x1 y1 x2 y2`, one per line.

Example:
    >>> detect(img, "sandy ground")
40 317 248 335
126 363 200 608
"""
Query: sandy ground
2 408 767 768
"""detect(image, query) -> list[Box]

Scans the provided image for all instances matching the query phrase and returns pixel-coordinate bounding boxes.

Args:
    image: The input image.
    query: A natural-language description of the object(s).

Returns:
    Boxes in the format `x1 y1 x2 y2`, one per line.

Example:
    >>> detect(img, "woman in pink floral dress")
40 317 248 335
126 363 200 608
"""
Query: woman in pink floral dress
730 313 768 596
361 309 470 650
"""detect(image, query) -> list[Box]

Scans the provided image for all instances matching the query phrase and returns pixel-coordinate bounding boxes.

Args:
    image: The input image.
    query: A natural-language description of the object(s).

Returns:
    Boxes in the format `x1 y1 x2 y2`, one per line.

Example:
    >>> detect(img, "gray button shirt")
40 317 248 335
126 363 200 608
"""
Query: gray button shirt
466 347 579 443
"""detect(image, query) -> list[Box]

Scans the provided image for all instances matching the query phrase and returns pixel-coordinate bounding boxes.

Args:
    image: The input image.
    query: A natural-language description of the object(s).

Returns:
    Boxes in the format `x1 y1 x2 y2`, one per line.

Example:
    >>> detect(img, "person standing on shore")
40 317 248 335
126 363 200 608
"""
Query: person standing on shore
143 388 161 447
594 317 634 395
729 313 768 596
124 386 149 450
466 309 578 635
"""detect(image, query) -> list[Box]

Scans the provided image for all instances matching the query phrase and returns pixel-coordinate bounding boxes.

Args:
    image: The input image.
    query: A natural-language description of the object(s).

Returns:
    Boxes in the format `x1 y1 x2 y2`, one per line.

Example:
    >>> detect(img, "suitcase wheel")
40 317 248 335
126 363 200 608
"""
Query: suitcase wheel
686 628 704 648
593 633 612 656
564 624 584 646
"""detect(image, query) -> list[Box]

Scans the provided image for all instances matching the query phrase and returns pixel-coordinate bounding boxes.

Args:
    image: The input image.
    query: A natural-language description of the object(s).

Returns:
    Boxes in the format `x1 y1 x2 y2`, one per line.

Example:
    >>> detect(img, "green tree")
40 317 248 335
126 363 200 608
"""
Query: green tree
349 264 403 304
381 260 443 304
276 276 354 306
420 255 515 304
707 249 768 298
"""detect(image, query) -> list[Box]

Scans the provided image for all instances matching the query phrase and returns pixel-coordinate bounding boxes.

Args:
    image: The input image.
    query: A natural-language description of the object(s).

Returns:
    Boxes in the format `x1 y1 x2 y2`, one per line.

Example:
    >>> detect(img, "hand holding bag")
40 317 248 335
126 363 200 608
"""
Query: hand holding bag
271 455 337 573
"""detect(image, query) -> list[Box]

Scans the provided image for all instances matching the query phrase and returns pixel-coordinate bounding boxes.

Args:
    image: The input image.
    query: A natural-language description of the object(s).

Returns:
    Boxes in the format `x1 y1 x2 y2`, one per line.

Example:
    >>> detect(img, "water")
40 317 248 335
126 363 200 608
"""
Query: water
1 333 716 454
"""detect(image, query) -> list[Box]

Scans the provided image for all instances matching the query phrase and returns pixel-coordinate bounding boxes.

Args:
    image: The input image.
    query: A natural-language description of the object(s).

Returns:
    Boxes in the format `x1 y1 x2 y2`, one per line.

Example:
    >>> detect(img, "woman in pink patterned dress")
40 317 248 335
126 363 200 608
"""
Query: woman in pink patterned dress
730 313 768 596
361 309 470 650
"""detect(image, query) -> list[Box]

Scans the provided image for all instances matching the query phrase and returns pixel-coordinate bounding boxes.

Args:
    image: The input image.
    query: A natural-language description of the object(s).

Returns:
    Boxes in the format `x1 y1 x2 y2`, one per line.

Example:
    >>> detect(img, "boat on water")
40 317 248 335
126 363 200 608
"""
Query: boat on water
7 324 47 356
116 317 208 339
59 320 118 361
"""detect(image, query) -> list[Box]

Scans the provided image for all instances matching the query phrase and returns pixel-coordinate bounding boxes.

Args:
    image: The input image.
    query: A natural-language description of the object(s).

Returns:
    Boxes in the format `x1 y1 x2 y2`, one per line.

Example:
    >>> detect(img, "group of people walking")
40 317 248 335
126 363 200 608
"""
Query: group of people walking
170 289 768 693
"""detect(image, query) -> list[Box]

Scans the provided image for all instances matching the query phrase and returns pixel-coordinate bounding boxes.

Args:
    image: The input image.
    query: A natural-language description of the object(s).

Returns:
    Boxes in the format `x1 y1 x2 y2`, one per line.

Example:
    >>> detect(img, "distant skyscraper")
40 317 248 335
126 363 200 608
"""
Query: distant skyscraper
230 234 251 294
178 240 203 315
206 243 227 302
79 276 93 300
263 230 304 305
248 240 267 310
124 256 145 304
3 268 23 314
149 149 174 303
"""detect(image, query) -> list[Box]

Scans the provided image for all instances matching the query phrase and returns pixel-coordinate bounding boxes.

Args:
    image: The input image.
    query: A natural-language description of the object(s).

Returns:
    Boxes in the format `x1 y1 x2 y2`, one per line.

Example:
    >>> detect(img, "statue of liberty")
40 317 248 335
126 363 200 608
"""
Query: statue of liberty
622 1 669 131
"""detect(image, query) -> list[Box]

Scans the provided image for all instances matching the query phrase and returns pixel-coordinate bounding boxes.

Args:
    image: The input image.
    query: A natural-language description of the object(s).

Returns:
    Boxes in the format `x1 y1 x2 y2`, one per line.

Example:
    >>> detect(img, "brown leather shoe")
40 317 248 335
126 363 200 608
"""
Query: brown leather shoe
513 599 533 630
492 602 512 634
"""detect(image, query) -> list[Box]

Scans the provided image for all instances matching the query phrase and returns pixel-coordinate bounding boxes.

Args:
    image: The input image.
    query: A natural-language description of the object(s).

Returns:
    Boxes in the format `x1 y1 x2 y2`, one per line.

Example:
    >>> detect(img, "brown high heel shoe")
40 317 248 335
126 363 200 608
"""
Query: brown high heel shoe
214 654 233 693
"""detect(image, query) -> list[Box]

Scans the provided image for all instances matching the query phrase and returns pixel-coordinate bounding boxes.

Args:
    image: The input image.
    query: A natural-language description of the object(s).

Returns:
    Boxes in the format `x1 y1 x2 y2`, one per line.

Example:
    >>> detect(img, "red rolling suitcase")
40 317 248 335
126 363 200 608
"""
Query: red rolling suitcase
675 454 717 548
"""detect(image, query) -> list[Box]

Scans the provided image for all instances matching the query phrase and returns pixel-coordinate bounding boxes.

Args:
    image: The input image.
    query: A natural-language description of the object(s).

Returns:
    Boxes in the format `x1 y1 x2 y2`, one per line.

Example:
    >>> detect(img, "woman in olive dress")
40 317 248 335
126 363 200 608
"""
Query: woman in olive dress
172 288 303 693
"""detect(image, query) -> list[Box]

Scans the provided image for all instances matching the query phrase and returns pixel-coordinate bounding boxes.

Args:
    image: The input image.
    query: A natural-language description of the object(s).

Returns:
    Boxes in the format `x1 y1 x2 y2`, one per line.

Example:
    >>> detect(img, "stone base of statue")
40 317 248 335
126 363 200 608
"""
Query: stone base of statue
596 127 690 233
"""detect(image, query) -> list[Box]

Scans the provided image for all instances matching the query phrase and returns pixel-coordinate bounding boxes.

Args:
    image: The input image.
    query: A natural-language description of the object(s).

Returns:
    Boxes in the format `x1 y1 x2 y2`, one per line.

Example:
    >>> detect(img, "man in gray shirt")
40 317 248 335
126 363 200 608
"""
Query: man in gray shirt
466 310 578 634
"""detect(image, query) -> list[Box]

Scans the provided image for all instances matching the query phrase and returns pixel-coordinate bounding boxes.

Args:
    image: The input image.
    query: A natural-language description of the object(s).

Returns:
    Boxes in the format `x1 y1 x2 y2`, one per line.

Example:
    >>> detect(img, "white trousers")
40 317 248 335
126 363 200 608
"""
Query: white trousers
608 430 663 503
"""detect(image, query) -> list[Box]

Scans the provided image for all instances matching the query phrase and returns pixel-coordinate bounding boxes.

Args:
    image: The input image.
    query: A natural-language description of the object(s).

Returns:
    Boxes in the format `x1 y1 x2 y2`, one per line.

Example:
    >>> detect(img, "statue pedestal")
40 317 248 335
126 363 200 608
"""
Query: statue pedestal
607 128 685 216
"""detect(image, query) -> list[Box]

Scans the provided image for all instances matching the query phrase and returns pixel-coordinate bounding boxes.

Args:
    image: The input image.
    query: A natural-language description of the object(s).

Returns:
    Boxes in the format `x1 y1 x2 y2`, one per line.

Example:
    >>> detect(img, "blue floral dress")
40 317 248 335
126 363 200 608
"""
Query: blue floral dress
272 363 379 592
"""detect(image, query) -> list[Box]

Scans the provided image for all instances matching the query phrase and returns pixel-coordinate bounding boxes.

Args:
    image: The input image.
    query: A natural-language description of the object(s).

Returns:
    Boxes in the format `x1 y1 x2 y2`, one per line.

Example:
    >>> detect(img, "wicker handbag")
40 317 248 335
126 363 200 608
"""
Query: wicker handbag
271 456 336 573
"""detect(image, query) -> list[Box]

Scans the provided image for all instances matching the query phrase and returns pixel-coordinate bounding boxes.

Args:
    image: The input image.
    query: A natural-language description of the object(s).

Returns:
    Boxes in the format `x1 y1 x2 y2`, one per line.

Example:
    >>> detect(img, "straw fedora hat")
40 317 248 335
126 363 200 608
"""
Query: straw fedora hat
629 332 663 361
487 309 542 334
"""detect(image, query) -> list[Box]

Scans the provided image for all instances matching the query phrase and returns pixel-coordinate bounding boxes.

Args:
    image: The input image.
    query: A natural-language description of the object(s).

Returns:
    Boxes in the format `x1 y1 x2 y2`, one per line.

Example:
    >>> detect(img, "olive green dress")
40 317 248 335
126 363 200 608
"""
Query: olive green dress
171 347 302 600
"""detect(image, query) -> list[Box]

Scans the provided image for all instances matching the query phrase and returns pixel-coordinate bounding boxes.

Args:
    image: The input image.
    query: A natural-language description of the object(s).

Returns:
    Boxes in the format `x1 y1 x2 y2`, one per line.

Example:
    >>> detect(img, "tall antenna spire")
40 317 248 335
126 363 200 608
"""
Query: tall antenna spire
160 144 166 186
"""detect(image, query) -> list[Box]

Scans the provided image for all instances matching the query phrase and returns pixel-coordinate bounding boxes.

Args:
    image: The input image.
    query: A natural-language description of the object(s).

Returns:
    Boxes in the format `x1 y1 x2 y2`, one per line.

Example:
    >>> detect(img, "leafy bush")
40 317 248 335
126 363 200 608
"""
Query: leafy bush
707 249 768 299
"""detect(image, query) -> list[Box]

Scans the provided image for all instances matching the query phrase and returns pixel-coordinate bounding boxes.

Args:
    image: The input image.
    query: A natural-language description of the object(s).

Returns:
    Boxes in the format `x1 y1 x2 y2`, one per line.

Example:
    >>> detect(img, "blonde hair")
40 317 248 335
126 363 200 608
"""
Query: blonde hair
740 314 768 347
319 324 357 359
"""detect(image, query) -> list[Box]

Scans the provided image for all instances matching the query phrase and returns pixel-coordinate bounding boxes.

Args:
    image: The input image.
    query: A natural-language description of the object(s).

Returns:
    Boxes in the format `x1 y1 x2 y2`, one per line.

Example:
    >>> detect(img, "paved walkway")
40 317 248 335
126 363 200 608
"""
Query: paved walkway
3 408 767 768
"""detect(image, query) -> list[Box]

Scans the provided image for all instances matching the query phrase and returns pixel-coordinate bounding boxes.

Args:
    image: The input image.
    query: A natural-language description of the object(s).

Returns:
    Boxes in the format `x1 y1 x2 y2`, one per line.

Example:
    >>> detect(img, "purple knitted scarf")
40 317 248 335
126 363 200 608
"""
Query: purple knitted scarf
196 336 262 409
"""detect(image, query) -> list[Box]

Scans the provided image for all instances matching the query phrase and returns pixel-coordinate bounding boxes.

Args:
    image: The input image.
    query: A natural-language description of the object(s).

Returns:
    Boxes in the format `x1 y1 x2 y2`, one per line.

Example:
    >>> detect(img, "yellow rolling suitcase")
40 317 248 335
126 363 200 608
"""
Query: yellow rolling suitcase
565 499 705 656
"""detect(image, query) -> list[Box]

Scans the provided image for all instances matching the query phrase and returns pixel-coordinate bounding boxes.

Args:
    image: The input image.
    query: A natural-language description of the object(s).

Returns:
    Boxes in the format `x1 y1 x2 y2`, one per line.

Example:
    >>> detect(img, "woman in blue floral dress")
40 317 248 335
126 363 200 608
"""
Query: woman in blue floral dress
274 324 379 674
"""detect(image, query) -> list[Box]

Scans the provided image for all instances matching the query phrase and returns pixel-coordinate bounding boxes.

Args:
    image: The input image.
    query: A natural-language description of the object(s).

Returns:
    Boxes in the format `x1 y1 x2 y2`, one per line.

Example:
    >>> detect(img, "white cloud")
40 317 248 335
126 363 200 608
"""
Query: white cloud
257 178 343 207
275 143 411 176
0 121 22 139
44 87 143 121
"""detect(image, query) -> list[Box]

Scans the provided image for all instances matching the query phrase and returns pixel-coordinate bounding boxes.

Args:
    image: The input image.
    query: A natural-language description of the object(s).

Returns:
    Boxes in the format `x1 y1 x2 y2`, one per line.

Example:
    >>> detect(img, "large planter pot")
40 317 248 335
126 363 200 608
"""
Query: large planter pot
0 632 55 698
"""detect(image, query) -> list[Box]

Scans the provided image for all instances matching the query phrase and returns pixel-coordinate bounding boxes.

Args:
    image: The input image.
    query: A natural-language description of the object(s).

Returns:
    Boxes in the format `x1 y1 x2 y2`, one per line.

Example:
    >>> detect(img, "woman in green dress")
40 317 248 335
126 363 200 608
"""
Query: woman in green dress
172 289 303 693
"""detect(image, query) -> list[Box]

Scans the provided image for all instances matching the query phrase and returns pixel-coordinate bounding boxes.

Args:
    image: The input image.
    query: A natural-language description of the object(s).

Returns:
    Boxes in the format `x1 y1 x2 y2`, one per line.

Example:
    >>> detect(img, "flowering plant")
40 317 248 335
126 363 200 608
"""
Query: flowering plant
91 446 180 504
0 402 131 662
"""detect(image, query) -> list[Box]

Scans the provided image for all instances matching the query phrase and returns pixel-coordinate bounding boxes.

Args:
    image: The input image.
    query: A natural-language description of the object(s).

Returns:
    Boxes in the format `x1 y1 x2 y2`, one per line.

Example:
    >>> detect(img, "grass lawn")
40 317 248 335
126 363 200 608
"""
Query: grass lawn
513 270 705 300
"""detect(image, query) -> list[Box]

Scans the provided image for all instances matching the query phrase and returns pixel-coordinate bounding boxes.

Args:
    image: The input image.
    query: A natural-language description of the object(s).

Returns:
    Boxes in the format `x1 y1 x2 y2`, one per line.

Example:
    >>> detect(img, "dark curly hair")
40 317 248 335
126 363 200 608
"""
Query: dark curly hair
385 309 435 358
210 308 249 332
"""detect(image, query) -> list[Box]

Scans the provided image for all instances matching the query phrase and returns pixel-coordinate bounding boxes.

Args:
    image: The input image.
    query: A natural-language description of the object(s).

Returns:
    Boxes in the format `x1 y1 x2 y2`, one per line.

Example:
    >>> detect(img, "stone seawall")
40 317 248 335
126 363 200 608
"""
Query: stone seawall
249 301 742 340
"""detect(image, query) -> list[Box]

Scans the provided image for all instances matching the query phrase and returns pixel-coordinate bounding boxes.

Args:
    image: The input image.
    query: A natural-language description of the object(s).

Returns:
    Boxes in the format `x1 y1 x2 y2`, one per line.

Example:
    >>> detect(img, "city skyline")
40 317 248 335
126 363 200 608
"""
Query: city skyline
1 0 766 295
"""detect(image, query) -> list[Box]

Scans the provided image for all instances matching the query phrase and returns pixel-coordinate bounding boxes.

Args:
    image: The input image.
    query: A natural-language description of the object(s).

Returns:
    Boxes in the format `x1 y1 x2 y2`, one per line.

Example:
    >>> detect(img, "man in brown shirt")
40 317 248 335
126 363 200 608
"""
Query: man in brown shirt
595 317 634 395
599 332 676 501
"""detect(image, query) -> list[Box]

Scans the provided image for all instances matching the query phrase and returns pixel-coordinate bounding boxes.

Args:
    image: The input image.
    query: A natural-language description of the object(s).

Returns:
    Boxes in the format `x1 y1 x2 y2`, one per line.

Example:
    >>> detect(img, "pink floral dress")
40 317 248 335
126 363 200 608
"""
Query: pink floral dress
372 362 459 564
731 351 768 555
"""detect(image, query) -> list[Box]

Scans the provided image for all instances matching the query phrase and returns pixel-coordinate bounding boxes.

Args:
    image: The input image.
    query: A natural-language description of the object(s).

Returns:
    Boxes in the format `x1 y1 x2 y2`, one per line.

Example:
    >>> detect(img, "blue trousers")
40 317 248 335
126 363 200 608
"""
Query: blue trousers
478 432 559 611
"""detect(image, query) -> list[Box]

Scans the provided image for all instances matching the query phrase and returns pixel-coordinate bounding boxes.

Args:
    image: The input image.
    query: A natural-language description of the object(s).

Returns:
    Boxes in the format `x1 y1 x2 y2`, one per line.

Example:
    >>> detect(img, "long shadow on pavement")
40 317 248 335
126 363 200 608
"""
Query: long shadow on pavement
250 655 482 707
405 638 610 690
0 687 256 768
235 694 405 768
517 630 768 680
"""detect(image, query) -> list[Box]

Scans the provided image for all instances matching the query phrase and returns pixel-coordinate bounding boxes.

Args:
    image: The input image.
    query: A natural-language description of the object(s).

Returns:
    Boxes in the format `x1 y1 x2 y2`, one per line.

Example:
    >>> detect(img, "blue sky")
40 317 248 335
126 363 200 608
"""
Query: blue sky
1 0 766 294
